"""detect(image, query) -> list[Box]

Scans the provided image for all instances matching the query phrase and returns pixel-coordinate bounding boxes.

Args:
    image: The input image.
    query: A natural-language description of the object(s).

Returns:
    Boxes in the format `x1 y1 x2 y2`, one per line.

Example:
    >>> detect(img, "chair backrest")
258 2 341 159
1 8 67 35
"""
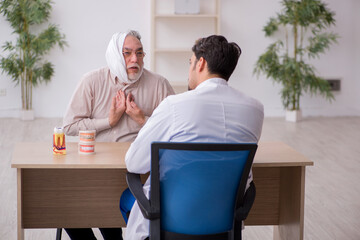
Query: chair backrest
149 142 257 237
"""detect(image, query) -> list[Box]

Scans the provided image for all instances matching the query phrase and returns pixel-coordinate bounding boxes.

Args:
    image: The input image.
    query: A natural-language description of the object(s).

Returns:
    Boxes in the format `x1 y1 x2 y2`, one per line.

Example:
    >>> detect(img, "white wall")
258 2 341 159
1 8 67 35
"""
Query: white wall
0 0 359 118
221 0 283 117
356 0 360 113
301 0 360 116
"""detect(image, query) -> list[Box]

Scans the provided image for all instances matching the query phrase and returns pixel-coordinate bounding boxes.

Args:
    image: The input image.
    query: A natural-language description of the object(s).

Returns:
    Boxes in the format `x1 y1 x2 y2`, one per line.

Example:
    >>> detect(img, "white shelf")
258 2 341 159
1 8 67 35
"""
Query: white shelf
155 14 218 18
151 0 220 83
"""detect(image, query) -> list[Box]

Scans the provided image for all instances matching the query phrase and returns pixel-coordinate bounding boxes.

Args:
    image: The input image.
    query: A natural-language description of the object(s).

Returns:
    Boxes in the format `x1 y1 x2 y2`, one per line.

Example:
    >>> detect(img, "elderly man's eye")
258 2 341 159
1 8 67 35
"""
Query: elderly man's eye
136 51 144 57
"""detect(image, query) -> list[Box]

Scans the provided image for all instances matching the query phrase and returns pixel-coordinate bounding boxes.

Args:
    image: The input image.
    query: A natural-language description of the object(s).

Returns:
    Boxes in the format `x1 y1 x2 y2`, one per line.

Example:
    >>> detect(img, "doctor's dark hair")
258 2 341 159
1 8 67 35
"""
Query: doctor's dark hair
191 35 241 81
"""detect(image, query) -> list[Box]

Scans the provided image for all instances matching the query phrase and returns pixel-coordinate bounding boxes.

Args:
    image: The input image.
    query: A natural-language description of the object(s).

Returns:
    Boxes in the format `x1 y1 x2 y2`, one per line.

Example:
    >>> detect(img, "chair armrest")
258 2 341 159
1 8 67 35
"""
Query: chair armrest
235 181 256 221
126 172 160 220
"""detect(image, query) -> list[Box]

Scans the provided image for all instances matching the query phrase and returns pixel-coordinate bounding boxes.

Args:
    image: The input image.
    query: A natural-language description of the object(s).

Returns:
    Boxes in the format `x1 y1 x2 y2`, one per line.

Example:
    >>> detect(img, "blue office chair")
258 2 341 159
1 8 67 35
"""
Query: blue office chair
127 142 257 240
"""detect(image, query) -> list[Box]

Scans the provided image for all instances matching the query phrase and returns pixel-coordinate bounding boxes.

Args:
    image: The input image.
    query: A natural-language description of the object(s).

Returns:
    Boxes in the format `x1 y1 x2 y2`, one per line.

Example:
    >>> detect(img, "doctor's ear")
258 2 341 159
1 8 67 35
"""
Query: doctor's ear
197 57 206 72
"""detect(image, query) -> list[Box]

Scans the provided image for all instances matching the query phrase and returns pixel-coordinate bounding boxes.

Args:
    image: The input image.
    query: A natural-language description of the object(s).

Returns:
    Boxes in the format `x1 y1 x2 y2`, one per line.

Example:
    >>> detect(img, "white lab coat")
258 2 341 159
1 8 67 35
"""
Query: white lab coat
124 78 264 240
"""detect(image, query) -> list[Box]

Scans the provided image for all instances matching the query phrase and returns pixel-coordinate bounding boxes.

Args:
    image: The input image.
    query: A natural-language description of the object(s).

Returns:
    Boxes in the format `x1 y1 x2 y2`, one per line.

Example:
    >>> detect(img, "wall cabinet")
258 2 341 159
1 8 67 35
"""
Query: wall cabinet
151 0 220 92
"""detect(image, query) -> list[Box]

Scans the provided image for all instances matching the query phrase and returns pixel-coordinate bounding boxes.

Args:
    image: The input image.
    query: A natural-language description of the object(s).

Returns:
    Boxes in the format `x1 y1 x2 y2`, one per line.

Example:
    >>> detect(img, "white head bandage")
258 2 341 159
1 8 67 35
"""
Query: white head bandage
105 31 142 84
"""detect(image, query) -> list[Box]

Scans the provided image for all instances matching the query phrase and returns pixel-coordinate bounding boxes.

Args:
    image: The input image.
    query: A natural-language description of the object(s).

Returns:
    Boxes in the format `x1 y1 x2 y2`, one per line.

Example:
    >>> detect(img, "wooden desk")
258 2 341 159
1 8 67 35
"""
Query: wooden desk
11 141 313 240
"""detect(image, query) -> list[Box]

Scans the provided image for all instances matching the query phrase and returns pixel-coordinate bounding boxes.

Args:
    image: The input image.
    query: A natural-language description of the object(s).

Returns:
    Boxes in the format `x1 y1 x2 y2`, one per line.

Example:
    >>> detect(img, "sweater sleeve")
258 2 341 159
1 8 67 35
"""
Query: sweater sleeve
62 75 111 136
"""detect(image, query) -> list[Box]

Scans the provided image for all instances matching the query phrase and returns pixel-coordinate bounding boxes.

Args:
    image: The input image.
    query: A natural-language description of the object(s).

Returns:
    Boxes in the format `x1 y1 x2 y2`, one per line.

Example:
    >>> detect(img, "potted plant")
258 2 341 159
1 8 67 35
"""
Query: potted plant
0 0 67 120
254 0 338 122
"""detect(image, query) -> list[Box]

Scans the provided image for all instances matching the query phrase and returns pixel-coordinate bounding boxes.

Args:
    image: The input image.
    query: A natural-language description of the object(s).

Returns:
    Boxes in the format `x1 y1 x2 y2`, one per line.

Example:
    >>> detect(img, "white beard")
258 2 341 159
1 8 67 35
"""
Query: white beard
128 64 144 82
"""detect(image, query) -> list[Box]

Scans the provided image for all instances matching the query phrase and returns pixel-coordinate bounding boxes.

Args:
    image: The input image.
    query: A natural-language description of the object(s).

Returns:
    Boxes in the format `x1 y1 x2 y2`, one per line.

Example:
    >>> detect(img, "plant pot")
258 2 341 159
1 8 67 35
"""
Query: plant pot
285 109 302 122
21 109 35 121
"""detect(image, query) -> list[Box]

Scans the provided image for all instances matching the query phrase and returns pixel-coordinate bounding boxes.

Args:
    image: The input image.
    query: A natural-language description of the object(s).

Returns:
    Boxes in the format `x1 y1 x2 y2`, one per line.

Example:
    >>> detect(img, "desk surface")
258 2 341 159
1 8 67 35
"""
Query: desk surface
11 141 313 169
13 141 313 240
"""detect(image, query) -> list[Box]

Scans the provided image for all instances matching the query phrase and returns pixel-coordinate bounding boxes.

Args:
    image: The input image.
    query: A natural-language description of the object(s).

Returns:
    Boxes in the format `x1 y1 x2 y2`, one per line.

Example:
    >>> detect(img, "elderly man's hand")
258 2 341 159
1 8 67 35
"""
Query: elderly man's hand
109 90 126 127
125 92 146 126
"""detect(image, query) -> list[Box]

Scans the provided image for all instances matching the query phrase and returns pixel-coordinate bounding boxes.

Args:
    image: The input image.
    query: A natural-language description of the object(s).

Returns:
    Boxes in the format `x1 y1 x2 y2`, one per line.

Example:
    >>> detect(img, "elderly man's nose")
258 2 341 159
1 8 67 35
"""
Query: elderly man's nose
130 53 138 61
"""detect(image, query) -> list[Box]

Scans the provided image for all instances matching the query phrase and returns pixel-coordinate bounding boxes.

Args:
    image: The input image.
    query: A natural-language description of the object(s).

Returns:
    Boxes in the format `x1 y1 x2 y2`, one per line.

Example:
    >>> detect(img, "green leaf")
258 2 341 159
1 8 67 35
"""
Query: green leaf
0 53 22 84
2 41 15 51
307 32 339 58
27 0 52 25
31 24 68 55
263 17 279 36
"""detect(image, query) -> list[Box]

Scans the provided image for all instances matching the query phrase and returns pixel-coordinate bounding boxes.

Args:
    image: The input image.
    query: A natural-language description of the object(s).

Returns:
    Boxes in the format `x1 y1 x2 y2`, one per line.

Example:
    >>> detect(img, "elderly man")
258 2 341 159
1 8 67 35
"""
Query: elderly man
63 30 174 142
123 35 264 240
62 30 174 240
